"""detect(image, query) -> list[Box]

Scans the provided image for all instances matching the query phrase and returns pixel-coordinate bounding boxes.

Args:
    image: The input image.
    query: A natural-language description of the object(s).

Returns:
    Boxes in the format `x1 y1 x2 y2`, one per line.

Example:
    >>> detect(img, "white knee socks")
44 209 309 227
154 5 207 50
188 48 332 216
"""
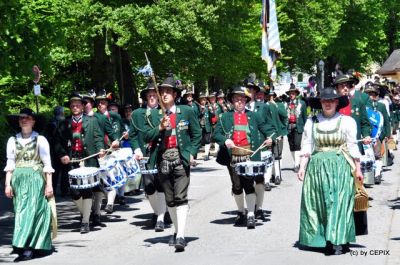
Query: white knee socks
176 205 189 238
82 199 93 224
254 184 264 211
245 193 256 217
233 193 245 213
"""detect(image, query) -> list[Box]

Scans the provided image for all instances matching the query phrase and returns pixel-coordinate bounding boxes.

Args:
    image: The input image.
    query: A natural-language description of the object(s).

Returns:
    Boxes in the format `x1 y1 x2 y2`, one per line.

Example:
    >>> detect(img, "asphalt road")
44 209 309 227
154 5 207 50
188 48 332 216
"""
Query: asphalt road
1 139 400 265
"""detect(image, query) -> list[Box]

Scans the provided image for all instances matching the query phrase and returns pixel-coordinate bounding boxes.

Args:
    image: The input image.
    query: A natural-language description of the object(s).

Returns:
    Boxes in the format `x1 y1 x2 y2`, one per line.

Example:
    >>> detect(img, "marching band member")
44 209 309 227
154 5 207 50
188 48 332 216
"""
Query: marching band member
364 84 391 183
285 84 307 173
214 85 275 229
95 90 126 213
130 79 168 232
55 92 105 233
217 89 231 113
198 92 212 161
143 74 201 251
334 74 372 154
208 91 222 156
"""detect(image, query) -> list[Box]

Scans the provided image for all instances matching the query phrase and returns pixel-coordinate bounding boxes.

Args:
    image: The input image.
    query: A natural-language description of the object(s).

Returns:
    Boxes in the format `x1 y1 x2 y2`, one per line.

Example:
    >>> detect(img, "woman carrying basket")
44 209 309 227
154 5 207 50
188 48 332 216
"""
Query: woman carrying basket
297 87 364 255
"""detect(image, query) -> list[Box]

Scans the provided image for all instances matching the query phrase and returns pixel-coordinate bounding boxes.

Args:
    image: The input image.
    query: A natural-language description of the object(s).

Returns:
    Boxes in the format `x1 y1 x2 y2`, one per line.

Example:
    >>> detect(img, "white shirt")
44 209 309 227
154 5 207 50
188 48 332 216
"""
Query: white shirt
301 113 361 159
4 131 54 173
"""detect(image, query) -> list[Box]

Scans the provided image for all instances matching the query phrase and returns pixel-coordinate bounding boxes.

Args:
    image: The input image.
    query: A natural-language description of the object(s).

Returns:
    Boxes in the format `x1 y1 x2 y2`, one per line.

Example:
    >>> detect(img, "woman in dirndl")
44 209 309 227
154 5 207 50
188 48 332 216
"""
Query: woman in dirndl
297 88 363 255
4 108 55 262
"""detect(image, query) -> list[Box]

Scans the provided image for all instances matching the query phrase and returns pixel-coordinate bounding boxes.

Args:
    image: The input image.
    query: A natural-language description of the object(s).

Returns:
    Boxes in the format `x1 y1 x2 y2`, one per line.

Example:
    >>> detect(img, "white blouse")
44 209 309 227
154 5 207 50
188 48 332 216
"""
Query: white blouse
4 131 55 173
300 113 361 159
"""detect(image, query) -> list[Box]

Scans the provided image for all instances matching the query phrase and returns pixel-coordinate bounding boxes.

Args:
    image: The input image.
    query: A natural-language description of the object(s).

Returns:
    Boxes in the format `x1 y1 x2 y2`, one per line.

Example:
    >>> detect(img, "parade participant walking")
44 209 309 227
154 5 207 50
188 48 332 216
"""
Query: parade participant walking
214 85 275 229
334 74 372 152
55 92 105 233
130 79 168 232
208 91 222 156
364 84 391 183
286 84 307 172
143 74 201 251
46 106 69 196
297 87 363 255
95 90 126 212
217 89 231 112
198 92 212 160
121 104 133 148
5 108 55 261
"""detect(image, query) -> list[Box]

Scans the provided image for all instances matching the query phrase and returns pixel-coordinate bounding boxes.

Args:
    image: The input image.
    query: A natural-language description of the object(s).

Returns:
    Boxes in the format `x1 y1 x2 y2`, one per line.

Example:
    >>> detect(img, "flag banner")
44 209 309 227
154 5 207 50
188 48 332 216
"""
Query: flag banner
261 0 281 74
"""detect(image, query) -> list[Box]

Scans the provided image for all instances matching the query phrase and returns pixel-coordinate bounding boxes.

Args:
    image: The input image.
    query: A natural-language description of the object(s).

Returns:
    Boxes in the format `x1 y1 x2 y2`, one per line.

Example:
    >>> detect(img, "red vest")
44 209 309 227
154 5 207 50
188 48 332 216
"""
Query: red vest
288 102 297 123
232 112 250 146
71 119 83 153
164 113 178 149
339 100 352 116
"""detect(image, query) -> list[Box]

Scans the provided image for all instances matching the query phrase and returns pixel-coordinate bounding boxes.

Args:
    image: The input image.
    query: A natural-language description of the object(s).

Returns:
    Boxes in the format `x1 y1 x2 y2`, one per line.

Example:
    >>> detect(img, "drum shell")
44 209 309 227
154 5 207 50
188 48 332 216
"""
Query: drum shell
68 167 100 189
234 161 266 179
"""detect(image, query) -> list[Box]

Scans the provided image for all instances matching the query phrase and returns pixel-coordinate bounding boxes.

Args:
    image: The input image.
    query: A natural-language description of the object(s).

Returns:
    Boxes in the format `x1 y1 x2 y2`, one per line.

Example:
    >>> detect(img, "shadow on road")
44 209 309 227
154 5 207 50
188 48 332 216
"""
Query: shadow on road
388 197 400 210
143 235 199 245
191 167 220 173
210 210 272 225
293 241 366 255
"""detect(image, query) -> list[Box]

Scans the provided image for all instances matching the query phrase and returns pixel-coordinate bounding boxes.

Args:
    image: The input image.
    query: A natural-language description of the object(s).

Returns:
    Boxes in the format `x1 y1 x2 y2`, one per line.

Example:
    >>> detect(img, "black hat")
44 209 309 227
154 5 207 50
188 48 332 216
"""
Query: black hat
65 91 86 107
334 74 352 85
347 69 361 85
159 73 181 97
286 83 300 95
243 73 260 92
140 78 157 101
6 108 46 133
216 89 225 98
183 84 195 97
108 101 120 108
95 89 112 102
227 85 251 103
208 91 217 98
198 91 208 99
82 89 96 104
308 87 349 109
364 83 379 95
123 103 133 110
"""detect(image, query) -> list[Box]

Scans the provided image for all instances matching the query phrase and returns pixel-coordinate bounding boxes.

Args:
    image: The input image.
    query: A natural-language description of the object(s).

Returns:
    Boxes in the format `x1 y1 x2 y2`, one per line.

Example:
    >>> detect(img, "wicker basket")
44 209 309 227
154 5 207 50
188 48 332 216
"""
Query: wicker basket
354 179 369 212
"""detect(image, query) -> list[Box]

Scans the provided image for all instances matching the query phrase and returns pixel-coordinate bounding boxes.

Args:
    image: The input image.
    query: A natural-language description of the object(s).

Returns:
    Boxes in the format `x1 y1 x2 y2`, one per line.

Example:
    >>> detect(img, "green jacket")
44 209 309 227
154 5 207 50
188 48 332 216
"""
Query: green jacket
286 98 307 133
390 103 400 124
371 101 391 140
350 90 372 139
93 112 116 142
200 105 212 133
129 107 150 154
54 115 104 167
143 105 202 168
251 101 277 139
276 101 288 136
213 109 275 164
266 101 285 137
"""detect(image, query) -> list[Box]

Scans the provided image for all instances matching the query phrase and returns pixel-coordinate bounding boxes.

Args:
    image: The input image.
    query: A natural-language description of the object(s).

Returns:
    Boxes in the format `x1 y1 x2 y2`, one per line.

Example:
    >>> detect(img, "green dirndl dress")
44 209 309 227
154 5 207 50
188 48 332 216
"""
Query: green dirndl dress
299 117 356 247
11 136 52 250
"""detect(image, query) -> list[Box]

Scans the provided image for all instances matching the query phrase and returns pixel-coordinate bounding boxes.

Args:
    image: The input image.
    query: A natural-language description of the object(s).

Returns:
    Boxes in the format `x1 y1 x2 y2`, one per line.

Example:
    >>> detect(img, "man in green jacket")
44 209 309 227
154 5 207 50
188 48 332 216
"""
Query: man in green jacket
95 89 127 213
198 92 212 160
143 74 201 251
214 85 275 229
286 84 307 172
335 74 372 153
129 79 168 232
55 92 105 233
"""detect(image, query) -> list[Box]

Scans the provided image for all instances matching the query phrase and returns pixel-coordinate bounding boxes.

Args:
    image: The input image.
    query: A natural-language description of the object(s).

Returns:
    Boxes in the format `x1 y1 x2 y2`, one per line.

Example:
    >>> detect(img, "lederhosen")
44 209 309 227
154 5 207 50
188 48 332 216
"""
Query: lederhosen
157 111 190 207
140 109 163 195
287 99 302 151
227 112 257 195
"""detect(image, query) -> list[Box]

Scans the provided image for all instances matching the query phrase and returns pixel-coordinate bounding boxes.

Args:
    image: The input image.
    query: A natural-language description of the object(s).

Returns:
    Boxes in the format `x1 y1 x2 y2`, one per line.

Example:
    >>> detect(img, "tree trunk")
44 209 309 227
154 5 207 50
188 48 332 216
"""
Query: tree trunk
114 46 138 107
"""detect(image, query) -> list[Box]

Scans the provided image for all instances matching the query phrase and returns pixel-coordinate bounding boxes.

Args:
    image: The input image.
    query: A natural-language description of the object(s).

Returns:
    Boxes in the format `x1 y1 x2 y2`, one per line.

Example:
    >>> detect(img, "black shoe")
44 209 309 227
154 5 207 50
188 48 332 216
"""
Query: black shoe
374 175 381 184
80 223 90 234
234 212 246 226
255 210 266 221
168 233 177 246
164 212 172 224
104 204 113 214
247 215 256 229
92 214 106 227
264 183 272 191
332 245 344 255
294 166 299 173
155 221 165 232
151 214 158 227
119 196 126 205
14 251 33 262
270 175 275 183
175 237 187 251
342 243 350 253
274 175 282 185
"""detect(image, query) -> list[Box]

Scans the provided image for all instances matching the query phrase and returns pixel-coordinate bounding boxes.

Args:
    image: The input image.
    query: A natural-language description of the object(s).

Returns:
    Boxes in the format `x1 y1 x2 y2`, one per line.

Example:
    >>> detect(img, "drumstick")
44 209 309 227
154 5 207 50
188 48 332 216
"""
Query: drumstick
70 146 114 163
250 133 276 158
232 146 254 153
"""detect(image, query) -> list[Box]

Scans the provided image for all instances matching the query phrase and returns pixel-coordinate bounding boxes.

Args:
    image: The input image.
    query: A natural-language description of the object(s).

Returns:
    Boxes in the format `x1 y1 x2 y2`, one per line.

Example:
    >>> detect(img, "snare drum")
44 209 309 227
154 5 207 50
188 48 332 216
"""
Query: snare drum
260 150 274 168
68 167 100 189
99 156 127 191
360 156 375 186
234 161 266 179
